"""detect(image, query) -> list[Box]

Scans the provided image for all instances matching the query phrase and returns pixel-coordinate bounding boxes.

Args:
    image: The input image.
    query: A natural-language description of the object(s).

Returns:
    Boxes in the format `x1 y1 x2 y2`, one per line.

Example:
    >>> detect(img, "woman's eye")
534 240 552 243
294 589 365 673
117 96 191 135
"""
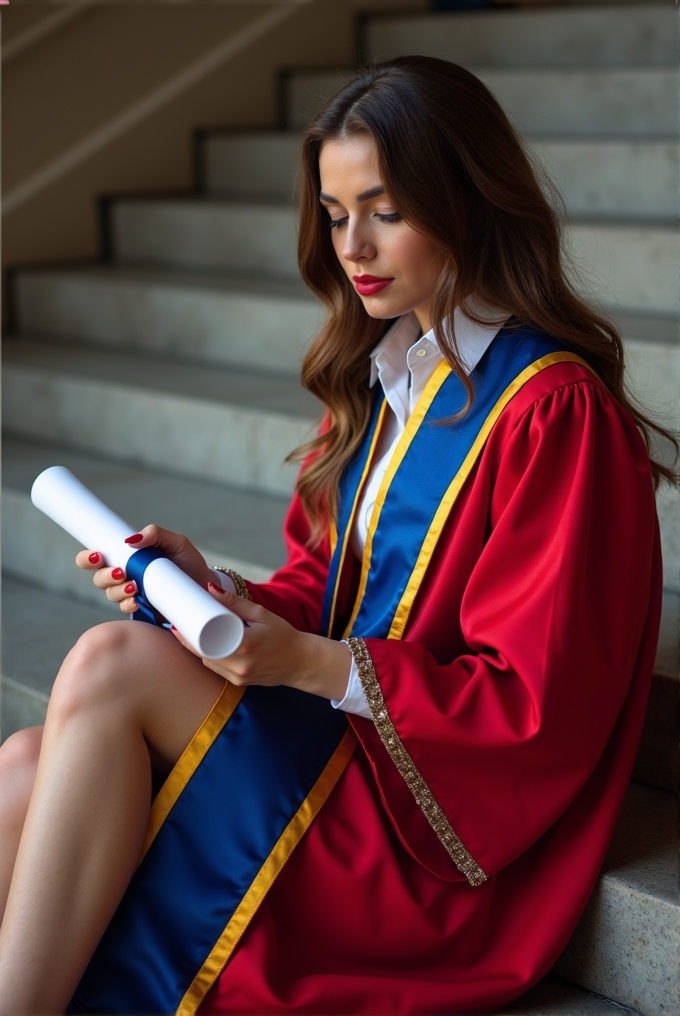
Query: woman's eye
327 212 401 228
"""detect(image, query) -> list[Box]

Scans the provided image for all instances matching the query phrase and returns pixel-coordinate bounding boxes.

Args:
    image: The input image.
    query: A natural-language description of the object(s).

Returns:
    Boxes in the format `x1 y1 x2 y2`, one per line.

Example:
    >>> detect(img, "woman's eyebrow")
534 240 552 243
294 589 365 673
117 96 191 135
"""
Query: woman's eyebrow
319 185 386 204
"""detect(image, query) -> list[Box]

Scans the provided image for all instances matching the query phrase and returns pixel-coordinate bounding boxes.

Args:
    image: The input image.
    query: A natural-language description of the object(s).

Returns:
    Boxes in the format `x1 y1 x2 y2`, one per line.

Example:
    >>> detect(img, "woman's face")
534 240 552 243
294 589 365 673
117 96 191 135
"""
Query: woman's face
318 134 444 333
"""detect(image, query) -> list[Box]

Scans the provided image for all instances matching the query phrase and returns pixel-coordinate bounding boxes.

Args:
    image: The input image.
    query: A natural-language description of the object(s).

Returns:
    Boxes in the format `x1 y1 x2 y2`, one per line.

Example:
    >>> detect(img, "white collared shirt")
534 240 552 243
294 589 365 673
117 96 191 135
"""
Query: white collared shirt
333 304 509 719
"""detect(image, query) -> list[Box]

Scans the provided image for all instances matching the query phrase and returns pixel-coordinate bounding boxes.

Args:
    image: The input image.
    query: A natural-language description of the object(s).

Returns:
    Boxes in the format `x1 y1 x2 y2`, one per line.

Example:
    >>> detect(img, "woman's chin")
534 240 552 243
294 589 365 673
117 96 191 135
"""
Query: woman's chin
358 296 409 320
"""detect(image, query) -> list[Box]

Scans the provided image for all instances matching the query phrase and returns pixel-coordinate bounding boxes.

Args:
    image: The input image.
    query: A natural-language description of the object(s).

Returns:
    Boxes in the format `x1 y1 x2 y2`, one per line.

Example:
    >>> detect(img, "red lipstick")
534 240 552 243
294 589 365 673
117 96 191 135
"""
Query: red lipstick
353 275 393 296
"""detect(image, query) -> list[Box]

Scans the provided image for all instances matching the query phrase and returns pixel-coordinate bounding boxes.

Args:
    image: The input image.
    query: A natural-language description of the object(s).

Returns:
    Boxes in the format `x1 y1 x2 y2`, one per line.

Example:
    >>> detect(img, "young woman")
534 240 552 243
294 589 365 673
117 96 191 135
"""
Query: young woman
0 57 672 1015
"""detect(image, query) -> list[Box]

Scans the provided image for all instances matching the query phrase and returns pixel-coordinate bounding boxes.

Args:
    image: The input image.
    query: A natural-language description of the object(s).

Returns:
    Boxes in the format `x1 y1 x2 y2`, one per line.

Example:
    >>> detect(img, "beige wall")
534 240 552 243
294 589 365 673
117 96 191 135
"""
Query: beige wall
2 0 428 274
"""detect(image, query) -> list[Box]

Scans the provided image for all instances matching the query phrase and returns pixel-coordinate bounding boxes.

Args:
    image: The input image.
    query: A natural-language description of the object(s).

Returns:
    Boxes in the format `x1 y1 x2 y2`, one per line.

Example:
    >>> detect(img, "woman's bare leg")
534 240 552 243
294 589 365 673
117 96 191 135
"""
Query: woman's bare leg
0 620 225 1015
0 727 42 925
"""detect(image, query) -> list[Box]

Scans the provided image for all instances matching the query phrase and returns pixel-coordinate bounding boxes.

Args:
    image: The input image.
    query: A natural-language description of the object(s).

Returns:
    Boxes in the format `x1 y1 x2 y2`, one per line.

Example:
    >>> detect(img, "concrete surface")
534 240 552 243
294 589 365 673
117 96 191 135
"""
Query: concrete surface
110 199 300 278
202 131 301 200
2 435 286 583
555 784 679 1016
500 973 642 1015
203 133 677 219
13 266 321 375
283 67 677 137
3 338 320 496
364 5 676 68
566 222 677 317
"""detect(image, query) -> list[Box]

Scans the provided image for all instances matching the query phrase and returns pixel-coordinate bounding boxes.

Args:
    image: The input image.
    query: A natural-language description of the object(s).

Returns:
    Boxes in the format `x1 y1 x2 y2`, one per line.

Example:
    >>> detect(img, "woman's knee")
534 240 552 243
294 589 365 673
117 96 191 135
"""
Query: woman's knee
0 726 42 830
49 620 150 721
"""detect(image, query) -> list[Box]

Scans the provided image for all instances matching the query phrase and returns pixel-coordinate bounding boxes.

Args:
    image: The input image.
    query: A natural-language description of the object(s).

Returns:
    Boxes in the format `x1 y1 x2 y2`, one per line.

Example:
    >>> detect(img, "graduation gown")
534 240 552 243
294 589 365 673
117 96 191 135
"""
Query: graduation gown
200 356 662 1014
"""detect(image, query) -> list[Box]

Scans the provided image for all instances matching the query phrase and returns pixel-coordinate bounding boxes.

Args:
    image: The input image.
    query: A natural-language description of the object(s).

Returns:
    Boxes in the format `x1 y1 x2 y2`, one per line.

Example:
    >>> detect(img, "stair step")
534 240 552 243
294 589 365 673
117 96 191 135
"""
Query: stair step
531 139 677 221
282 67 355 132
4 319 677 592
201 131 678 221
103 198 677 317
364 5 676 68
2 437 286 609
624 337 679 436
618 313 677 347
567 221 677 317
200 130 301 201
3 327 677 592
10 264 679 436
501 973 642 1014
2 338 319 496
13 267 677 387
282 67 676 137
622 333 679 514
1 576 114 738
653 479 678 613
109 198 299 278
12 266 321 375
555 782 679 1016
631 589 678 793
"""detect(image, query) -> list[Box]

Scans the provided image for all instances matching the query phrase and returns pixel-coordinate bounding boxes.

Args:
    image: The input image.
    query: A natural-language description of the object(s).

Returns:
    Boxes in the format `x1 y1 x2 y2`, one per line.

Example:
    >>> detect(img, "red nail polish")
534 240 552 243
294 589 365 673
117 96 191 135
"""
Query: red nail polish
88 552 100 564
124 582 136 594
112 567 125 580
208 582 223 592
125 533 144 545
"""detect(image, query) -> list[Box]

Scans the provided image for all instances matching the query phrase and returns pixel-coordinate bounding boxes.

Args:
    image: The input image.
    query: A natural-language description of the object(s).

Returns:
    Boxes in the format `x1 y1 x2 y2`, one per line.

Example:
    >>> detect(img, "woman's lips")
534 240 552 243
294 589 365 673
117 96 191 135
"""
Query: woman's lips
353 275 394 296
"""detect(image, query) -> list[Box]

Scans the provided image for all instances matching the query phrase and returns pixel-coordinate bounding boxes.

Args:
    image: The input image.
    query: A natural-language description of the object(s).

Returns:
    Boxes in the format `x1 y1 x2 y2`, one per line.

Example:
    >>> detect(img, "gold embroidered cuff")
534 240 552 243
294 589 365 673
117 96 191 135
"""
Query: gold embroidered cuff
346 636 487 888
212 567 253 602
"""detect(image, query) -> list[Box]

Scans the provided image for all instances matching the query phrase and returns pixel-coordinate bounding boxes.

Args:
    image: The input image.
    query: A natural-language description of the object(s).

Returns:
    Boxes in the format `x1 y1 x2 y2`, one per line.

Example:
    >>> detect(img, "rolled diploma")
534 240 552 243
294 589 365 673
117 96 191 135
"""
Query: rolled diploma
30 466 243 659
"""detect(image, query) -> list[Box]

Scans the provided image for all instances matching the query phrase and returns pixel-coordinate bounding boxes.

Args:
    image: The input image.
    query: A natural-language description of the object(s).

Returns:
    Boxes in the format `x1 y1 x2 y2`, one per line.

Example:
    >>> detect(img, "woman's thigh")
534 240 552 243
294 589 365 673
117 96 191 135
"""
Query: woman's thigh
49 620 227 776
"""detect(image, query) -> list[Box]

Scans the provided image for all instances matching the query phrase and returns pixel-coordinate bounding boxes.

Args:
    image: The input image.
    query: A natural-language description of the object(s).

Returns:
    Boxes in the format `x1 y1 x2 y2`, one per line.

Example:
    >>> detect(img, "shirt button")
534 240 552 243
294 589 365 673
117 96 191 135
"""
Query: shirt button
416 348 427 357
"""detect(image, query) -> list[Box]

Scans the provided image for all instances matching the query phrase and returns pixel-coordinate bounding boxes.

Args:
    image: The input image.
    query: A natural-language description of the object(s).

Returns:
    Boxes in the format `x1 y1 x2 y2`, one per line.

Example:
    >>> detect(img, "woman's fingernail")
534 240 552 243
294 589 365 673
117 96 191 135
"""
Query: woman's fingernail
112 567 125 580
125 533 144 545
124 582 136 594
170 625 178 633
88 552 100 564
208 582 224 593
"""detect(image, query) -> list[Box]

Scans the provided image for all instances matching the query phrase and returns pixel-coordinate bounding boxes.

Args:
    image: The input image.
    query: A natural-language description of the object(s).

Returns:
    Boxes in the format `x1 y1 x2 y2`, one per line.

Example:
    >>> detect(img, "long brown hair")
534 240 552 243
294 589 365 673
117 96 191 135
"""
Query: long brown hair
291 56 677 539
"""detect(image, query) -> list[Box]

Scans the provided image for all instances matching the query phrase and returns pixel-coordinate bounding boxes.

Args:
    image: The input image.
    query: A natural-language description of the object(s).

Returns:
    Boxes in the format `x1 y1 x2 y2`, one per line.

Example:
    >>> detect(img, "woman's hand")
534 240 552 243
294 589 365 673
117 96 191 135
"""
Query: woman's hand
172 584 352 702
75 525 214 614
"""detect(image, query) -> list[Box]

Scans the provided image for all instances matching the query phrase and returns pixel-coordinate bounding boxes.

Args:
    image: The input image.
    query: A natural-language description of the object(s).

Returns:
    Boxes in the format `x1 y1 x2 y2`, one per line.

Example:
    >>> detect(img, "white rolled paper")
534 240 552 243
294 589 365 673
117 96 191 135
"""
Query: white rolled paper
31 466 244 659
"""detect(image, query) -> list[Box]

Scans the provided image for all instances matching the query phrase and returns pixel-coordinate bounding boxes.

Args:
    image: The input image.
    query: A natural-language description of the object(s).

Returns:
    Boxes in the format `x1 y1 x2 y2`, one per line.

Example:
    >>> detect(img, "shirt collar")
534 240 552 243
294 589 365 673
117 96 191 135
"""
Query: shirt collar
369 313 421 388
368 303 510 388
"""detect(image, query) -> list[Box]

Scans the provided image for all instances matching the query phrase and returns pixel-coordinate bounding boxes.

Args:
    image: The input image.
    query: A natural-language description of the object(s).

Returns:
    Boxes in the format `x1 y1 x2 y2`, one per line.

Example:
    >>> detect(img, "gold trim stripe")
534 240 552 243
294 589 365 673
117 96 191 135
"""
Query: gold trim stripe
139 681 245 864
347 637 487 887
342 360 453 639
387 352 595 640
176 727 358 1014
327 399 388 637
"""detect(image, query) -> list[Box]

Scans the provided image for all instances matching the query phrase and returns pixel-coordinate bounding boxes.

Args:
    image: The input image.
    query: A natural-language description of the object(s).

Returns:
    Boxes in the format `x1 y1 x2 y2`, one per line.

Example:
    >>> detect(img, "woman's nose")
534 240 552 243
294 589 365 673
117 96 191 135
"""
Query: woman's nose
342 222 375 263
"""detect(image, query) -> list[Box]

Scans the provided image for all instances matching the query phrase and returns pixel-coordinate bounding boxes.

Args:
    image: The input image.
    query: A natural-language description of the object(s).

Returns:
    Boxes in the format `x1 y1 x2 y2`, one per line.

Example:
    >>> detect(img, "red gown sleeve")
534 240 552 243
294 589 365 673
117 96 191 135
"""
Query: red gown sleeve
348 376 660 883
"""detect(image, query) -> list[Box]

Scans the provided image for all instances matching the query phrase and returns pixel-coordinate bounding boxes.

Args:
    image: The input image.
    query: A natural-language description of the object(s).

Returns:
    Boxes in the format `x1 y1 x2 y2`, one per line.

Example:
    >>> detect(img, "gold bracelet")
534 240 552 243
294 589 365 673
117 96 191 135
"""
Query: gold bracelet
211 567 253 601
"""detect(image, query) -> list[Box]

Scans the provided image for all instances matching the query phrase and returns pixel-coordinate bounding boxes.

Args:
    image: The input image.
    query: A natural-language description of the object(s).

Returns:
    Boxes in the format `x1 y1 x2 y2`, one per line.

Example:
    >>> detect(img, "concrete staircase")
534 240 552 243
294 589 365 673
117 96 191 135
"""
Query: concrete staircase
2 4 677 1014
